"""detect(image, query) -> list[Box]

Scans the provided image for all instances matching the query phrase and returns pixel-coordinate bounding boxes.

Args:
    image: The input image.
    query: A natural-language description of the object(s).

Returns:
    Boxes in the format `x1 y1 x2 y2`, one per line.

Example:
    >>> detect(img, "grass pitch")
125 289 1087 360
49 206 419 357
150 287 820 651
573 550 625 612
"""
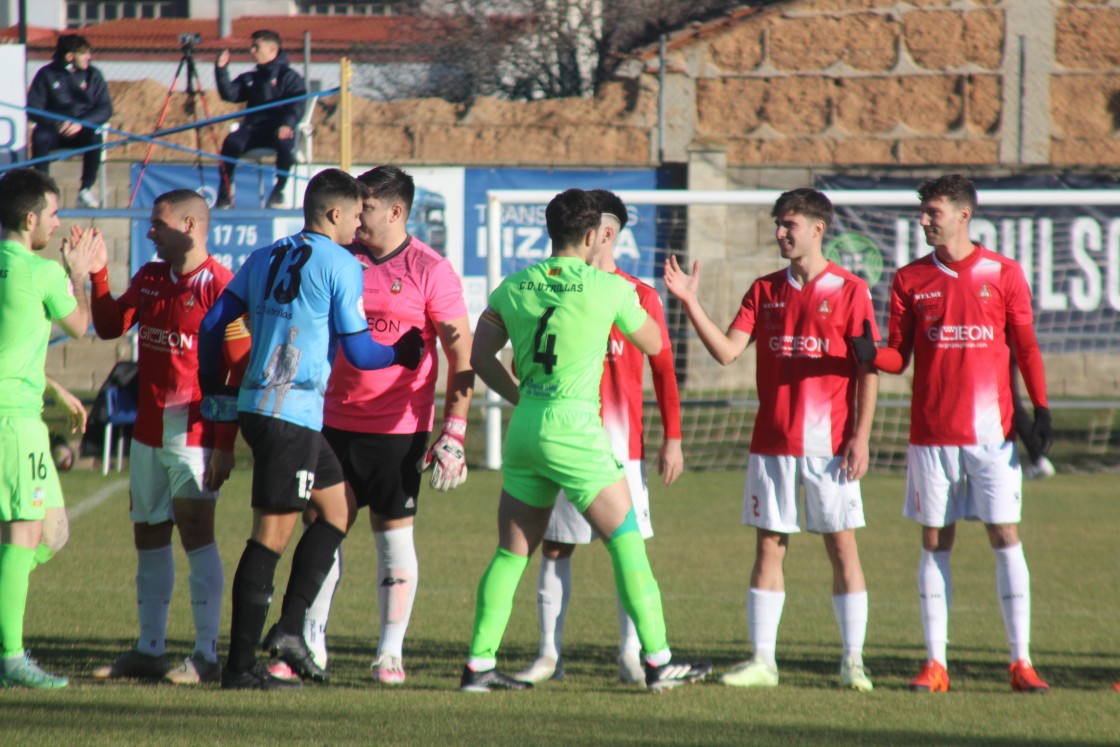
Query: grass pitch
3 466 1118 746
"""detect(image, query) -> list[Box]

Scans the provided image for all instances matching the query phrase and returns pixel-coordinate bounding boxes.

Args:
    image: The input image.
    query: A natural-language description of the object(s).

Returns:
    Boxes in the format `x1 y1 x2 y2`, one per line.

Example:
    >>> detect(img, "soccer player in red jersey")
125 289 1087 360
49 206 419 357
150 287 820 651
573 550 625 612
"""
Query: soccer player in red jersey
88 190 250 685
665 188 879 691
849 174 1053 694
515 190 684 686
292 166 473 685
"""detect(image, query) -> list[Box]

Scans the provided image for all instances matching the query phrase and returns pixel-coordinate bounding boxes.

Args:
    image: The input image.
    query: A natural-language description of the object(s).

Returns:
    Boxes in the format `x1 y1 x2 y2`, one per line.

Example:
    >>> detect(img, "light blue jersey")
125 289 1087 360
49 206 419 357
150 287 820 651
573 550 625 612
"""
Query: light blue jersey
224 231 367 430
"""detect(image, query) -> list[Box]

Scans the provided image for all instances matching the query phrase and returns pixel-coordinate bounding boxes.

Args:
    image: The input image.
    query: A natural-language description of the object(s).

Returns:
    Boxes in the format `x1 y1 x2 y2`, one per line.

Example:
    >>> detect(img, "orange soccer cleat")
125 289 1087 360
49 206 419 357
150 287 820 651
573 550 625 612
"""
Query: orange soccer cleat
909 659 950 693
1009 660 1049 694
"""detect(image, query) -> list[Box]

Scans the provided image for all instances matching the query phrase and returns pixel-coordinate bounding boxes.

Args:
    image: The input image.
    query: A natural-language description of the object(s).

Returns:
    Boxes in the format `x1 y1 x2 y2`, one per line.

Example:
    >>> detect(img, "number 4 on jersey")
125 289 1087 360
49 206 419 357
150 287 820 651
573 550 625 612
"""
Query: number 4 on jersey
533 307 558 374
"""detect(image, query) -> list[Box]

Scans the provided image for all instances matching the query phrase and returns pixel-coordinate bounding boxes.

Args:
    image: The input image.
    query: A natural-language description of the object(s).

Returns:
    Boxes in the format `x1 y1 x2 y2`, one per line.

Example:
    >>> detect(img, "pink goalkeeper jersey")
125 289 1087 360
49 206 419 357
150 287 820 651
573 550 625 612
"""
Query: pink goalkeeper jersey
323 235 468 434
600 269 682 461
888 245 1034 446
731 263 877 457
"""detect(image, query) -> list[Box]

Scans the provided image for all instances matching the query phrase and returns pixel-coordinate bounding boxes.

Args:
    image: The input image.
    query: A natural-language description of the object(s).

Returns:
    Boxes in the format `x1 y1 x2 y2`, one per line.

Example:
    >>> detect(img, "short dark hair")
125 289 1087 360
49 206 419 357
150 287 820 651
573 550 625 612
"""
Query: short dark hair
918 174 978 212
251 29 282 48
587 189 628 229
54 34 90 62
303 168 362 223
545 189 601 251
154 189 210 227
357 165 415 218
0 168 59 231
771 188 833 229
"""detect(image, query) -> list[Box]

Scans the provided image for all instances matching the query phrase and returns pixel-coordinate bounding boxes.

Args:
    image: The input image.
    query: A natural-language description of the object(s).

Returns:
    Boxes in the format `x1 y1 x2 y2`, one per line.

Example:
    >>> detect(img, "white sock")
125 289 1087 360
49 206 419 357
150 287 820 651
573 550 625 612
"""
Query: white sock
918 549 952 666
305 543 341 669
185 542 223 662
375 526 418 659
748 588 785 669
536 555 571 660
832 591 868 663
136 545 174 656
616 595 639 656
993 543 1031 663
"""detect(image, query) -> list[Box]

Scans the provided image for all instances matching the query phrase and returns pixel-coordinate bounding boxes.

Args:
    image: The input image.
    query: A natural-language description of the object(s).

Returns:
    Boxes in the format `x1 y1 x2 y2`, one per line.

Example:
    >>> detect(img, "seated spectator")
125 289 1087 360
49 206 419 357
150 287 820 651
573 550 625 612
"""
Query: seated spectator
27 34 113 209
214 30 306 209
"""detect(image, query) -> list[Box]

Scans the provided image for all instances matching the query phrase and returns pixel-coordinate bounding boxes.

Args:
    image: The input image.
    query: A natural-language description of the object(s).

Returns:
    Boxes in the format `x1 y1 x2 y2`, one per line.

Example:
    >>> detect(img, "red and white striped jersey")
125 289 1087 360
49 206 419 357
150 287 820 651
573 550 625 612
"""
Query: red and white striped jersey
732 263 877 457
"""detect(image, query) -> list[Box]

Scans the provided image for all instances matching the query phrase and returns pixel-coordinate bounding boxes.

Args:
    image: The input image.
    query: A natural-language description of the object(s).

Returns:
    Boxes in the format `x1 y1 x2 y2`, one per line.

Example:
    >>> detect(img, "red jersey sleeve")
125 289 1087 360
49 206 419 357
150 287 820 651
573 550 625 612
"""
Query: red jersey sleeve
211 316 252 451
641 287 682 440
90 266 137 338
877 272 915 374
730 282 760 337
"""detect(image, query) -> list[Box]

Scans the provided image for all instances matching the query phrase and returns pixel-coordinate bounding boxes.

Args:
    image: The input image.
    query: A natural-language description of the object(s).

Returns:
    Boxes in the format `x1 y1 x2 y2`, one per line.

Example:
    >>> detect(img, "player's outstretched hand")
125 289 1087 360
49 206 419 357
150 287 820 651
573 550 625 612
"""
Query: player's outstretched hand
663 255 700 305
217 49 230 67
417 416 468 491
393 326 424 370
1030 406 1053 456
658 438 684 486
848 319 877 366
61 226 100 279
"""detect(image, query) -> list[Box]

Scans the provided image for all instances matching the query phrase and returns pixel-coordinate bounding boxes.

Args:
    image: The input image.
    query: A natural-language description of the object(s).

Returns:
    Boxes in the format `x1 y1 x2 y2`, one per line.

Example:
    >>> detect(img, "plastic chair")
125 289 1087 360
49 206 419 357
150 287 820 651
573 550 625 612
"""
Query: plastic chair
102 385 137 476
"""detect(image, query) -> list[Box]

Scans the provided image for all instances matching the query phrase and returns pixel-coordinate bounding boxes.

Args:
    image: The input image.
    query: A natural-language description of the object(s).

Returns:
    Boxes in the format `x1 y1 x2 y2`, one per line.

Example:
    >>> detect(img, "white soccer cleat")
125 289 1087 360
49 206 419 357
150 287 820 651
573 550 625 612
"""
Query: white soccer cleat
513 656 562 683
618 649 644 684
839 655 873 692
720 658 779 688
1024 456 1056 480
371 654 406 685
76 188 100 209
165 653 221 685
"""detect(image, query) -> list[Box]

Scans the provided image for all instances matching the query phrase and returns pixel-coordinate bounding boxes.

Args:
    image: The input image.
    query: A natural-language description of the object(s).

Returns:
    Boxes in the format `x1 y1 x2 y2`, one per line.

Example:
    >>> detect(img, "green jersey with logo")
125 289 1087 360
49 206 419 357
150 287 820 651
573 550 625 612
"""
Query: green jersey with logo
487 256 647 406
0 239 77 416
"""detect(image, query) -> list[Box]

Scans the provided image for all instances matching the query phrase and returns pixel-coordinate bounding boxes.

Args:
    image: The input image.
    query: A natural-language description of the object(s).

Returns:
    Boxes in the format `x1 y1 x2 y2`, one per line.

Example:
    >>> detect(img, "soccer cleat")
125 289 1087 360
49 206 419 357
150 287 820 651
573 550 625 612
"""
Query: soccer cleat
1023 456 1056 480
221 662 303 690
266 185 287 209
909 659 950 693
720 659 779 688
839 656 873 692
1009 660 1049 694
76 188 100 209
267 661 299 681
513 656 562 684
92 649 170 680
164 653 221 685
645 658 712 693
262 624 328 683
0 652 68 689
372 654 406 685
618 650 644 685
460 665 532 692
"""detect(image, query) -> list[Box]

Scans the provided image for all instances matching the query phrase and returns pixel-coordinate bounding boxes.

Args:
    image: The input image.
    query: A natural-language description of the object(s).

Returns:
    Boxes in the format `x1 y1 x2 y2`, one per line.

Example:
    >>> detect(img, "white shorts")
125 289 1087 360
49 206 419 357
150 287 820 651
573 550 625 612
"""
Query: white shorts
904 442 1022 527
742 453 865 535
128 441 217 524
544 459 652 544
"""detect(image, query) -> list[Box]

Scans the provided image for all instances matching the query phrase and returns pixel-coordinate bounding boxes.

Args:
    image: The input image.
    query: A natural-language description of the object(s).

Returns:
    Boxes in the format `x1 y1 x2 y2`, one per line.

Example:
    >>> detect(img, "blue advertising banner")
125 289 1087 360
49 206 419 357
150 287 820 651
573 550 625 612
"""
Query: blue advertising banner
129 164 275 276
816 175 1120 353
463 169 659 280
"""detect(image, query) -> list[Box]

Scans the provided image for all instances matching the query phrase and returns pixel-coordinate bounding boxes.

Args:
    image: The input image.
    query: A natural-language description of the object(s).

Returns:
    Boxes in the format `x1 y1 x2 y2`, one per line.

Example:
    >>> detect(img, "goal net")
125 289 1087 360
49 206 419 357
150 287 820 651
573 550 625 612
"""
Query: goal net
478 186 1120 473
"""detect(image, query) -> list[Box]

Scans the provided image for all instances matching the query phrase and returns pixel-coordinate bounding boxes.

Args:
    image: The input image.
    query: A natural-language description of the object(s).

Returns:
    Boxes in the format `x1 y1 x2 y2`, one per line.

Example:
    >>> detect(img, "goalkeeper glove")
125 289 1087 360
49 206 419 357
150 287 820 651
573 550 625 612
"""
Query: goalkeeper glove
199 373 239 423
418 415 468 491
1030 406 1053 457
848 319 877 366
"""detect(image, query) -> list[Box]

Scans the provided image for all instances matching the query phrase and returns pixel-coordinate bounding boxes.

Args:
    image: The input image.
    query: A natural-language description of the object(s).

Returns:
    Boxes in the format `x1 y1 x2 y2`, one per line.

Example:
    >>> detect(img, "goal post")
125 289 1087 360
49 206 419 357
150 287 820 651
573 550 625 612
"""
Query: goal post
480 187 1120 471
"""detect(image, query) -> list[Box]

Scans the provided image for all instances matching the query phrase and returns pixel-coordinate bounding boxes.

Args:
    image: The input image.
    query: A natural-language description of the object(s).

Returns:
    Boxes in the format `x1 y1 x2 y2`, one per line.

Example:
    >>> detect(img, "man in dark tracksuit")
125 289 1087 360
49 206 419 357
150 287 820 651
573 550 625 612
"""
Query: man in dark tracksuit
215 30 306 209
27 34 113 209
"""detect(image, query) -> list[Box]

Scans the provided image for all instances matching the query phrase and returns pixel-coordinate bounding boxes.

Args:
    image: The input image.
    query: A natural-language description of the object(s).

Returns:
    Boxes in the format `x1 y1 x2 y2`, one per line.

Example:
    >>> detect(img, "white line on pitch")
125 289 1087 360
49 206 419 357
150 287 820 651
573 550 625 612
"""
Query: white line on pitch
68 478 128 521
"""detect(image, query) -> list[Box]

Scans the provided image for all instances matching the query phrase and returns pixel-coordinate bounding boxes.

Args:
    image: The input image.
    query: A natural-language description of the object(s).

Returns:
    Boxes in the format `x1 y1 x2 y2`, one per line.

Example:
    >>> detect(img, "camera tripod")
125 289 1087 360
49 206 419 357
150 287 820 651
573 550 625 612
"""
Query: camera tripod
128 39 225 207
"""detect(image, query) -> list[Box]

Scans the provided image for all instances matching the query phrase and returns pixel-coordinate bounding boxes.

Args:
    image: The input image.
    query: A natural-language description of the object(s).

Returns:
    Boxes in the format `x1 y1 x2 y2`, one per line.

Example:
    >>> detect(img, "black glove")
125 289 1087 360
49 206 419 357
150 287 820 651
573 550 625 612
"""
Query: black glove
1029 406 1053 457
848 319 877 366
392 327 424 370
1012 405 1044 462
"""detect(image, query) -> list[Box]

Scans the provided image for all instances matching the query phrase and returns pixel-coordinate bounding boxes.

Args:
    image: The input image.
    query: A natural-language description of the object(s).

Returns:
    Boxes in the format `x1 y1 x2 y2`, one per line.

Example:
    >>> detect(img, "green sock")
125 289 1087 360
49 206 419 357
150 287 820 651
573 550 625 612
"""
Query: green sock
0 544 36 659
30 543 54 571
469 547 530 661
605 527 668 656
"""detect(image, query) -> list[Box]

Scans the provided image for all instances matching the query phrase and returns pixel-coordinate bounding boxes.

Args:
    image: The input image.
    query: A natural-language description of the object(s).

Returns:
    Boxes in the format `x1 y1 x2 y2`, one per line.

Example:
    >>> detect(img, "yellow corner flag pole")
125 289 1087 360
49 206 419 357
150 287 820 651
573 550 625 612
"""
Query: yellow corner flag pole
340 57 352 173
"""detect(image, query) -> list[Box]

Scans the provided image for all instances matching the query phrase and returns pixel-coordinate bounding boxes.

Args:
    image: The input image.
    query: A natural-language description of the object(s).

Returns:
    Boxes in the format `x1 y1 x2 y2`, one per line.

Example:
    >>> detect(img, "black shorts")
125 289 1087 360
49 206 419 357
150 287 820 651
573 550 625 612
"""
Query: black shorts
240 413 345 511
322 426 429 520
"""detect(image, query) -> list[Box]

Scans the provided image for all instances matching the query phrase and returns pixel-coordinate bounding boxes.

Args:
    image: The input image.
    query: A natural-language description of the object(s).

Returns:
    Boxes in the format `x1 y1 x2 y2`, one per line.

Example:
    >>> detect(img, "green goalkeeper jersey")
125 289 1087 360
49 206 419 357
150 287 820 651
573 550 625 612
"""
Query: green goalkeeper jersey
0 239 77 416
487 255 647 406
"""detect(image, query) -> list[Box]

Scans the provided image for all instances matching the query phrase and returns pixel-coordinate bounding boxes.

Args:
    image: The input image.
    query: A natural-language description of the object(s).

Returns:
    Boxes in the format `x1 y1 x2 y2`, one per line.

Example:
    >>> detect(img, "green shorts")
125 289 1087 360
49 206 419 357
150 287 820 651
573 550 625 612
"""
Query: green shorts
0 416 64 522
502 400 624 512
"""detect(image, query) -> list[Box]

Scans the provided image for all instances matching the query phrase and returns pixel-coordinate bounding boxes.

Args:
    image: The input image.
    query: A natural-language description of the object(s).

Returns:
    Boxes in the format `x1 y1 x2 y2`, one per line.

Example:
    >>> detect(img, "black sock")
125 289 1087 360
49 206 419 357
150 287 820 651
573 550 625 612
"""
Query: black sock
278 520 345 636
227 540 280 673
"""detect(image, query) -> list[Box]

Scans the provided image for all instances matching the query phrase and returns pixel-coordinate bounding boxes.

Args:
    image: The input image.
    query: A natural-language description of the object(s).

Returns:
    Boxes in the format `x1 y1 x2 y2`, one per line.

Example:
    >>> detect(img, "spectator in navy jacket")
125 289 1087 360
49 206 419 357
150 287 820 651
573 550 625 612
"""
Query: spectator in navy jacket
214 30 306 209
27 34 113 208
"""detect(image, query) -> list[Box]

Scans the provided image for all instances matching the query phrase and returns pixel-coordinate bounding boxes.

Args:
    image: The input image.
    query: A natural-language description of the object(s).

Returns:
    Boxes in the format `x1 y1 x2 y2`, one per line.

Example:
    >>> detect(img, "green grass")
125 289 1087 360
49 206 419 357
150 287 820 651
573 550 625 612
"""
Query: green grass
3 468 1119 746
